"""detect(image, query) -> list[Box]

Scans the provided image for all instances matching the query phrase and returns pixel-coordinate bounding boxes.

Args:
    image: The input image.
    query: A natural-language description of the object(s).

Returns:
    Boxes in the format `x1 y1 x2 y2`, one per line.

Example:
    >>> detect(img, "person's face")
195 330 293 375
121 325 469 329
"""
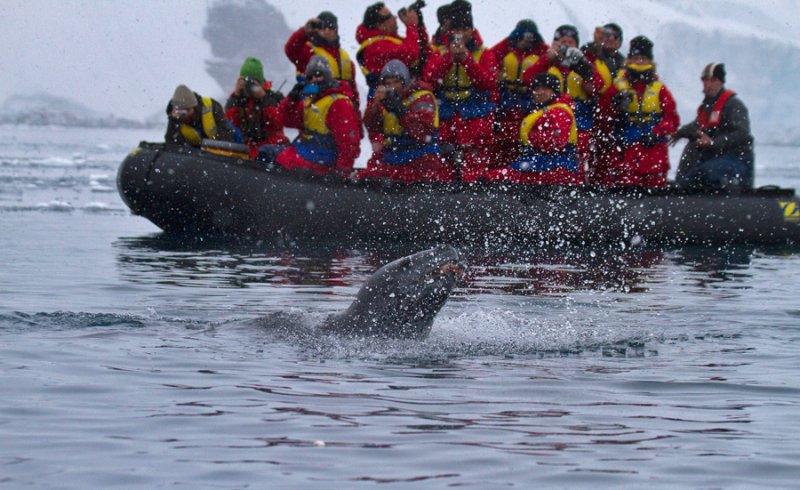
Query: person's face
517 32 535 51
533 86 555 105
376 7 397 35
601 29 621 50
307 71 327 85
171 107 194 122
556 36 577 48
627 54 651 66
318 26 338 42
702 77 723 97
381 76 405 94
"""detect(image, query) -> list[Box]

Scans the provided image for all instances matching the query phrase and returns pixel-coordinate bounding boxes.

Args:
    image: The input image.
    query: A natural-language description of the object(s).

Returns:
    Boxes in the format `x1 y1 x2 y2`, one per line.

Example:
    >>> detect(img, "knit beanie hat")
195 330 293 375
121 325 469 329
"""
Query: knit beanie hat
239 57 265 83
363 2 387 29
318 11 338 30
531 73 561 95
628 35 654 60
701 62 726 82
510 19 542 44
171 84 197 109
380 59 410 86
554 24 579 46
437 4 452 24
449 0 473 29
305 55 334 83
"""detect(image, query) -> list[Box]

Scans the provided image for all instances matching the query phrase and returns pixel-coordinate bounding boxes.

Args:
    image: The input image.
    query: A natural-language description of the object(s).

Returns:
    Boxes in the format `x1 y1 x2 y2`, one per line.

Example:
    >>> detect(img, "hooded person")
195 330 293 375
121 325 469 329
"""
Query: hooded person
285 10 360 109
358 59 454 183
355 1 428 99
271 56 361 176
224 57 288 158
674 62 754 189
165 84 237 147
485 72 583 185
488 18 549 166
602 35 680 187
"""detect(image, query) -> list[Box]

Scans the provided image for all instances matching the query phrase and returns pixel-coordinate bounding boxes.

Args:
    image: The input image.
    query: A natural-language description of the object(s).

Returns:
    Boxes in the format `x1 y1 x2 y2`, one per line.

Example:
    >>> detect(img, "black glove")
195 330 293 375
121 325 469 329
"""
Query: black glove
382 91 407 116
640 132 662 147
288 82 306 102
613 90 634 111
572 57 594 81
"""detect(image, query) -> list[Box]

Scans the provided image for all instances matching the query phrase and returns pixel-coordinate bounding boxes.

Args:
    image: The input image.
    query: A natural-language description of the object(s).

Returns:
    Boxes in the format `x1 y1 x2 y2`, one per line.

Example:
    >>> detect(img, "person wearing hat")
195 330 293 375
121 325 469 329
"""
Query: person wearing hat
165 84 236 147
522 25 602 179
674 63 754 190
603 35 680 187
355 2 428 100
485 72 582 185
285 11 360 110
488 18 549 166
430 1 487 58
272 55 361 176
422 4 497 182
224 57 288 159
358 59 453 183
580 22 626 185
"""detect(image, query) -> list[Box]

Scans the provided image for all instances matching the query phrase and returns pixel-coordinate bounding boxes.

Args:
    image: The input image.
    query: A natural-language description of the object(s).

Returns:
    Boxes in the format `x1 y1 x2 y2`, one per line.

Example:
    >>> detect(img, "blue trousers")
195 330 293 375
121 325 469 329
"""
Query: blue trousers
677 155 753 190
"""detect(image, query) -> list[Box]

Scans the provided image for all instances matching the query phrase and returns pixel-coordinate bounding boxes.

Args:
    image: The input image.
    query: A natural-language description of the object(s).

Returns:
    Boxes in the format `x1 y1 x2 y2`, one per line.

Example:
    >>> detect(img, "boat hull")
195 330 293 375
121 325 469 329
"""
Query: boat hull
118 143 800 247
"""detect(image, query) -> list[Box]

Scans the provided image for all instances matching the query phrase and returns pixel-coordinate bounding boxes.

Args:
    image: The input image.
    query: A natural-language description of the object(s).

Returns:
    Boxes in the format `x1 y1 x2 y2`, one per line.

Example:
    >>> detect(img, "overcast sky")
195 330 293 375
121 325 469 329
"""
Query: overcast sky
2 0 797 121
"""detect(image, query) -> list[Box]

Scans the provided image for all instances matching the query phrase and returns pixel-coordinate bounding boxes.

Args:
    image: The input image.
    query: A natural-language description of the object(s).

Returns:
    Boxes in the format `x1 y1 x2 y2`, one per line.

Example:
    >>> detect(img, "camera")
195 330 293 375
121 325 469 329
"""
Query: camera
173 108 190 119
309 20 322 29
450 33 464 45
399 0 426 16
243 77 260 96
557 44 568 57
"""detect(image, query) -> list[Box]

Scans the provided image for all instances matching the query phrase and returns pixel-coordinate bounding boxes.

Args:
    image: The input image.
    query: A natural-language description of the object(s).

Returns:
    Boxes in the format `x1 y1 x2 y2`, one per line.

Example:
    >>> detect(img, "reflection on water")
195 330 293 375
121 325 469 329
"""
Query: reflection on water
114 233 785 298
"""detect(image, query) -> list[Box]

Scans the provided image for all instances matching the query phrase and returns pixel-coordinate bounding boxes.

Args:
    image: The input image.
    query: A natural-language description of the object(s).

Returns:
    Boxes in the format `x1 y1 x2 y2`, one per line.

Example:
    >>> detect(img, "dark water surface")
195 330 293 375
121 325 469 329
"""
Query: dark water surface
1 126 800 488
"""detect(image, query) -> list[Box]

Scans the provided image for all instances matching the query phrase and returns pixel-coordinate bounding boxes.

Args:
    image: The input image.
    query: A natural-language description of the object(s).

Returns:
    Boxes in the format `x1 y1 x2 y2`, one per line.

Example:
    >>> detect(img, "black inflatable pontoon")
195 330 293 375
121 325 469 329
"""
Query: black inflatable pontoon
117 142 800 247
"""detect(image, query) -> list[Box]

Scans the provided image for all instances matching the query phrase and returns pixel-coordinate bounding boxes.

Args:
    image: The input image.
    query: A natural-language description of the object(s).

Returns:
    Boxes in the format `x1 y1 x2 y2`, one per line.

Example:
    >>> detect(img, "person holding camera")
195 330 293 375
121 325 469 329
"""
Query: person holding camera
603 36 680 188
422 2 496 182
224 57 288 159
271 56 361 177
356 2 428 100
674 63 754 190
285 11 360 110
165 84 236 147
522 25 604 182
488 19 548 167
358 59 453 183
485 73 583 185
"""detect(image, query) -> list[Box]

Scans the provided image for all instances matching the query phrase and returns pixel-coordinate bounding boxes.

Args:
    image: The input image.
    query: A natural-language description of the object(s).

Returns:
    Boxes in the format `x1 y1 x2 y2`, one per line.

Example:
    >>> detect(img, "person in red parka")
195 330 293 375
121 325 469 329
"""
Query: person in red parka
284 11 360 111
521 25 604 182
423 1 496 182
272 56 361 177
485 73 583 185
604 36 679 187
356 2 428 100
488 19 548 167
357 59 453 183
224 57 288 159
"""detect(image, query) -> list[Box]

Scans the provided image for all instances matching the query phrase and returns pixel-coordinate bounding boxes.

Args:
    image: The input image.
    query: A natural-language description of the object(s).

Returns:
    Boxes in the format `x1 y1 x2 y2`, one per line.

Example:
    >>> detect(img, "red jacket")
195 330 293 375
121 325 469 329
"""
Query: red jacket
363 81 437 142
523 94 576 153
355 24 427 80
284 28 360 108
276 83 361 176
225 85 288 159
423 48 497 94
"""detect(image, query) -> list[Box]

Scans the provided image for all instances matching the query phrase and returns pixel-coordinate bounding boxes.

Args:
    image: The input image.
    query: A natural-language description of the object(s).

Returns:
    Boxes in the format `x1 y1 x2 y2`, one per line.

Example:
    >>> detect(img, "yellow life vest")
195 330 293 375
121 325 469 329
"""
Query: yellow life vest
614 74 664 125
382 90 439 136
444 48 486 101
594 59 614 94
179 96 218 146
308 46 354 82
548 67 589 101
500 52 540 93
356 35 403 77
519 102 578 147
302 93 347 136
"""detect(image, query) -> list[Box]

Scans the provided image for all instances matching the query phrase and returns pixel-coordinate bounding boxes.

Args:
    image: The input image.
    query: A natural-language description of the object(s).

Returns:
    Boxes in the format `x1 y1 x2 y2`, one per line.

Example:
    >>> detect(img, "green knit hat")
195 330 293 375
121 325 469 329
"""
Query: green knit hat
239 56 265 83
